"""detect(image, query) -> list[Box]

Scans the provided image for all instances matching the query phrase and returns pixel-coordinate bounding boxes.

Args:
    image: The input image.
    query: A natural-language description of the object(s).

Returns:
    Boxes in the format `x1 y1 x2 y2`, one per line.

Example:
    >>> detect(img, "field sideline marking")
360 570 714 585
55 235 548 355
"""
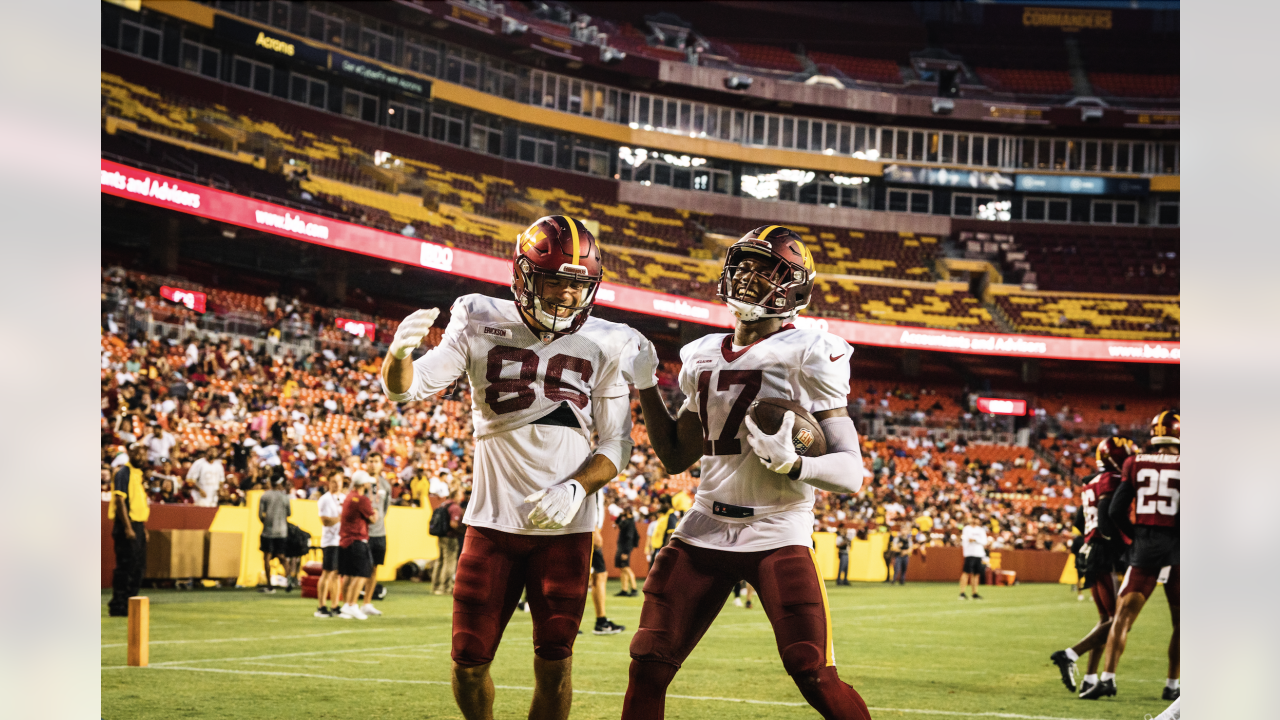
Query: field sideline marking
100 628 395 649
102 642 448 668
103 665 1108 719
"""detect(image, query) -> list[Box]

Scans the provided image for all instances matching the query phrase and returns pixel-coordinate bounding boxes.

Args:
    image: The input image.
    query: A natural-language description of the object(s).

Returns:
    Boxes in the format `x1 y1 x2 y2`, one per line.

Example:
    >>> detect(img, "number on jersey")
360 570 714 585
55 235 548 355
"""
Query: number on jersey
1081 487 1098 535
484 346 593 414
696 369 762 456
1134 468 1179 517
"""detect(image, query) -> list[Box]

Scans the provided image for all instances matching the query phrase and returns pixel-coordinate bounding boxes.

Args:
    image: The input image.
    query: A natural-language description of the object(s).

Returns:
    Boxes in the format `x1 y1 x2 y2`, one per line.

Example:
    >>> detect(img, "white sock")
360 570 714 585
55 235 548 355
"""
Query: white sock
1064 648 1079 661
1083 673 1098 684
1101 671 1115 682
1166 678 1179 690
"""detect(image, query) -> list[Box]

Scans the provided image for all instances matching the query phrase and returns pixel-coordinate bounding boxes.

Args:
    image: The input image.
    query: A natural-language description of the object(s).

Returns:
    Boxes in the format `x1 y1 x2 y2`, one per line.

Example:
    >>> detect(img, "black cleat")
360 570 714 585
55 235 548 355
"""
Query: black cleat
1162 686 1179 701
593 619 625 635
1079 678 1116 700
1049 651 1077 692
1078 679 1096 697
614 590 631 597
959 593 969 600
972 593 984 600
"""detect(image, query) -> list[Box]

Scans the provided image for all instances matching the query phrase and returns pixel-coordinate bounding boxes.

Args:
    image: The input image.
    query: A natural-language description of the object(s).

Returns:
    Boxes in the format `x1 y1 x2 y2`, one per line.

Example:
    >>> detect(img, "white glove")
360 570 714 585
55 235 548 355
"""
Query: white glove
623 334 659 390
745 412 799 476
389 308 440 359
524 479 587 530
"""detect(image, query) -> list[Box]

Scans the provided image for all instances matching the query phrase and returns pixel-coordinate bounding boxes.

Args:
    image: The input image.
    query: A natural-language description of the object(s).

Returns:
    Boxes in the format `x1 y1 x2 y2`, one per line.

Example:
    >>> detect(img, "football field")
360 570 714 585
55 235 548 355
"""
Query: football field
102 581 1174 719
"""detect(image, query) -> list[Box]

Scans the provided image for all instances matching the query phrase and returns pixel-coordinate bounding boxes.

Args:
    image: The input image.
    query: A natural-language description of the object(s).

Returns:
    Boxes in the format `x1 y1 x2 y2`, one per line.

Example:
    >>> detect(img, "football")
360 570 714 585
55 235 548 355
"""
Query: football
747 397 828 457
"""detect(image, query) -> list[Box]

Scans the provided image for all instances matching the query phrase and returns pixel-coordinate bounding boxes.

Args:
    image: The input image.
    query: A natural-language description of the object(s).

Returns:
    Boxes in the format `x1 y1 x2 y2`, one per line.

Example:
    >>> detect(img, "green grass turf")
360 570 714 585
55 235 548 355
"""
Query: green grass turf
102 580 1175 719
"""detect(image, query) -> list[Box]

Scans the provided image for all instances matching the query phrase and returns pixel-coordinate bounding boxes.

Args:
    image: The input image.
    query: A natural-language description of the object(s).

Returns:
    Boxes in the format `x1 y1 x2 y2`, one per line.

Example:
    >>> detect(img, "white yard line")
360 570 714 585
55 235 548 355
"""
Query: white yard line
101 628 395 649
103 665 1110 719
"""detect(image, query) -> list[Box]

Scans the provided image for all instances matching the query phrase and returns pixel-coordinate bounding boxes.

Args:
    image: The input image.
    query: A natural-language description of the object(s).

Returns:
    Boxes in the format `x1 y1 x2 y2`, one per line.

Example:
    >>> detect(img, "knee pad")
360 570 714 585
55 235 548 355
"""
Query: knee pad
781 640 827 676
452 630 495 668
532 617 577 662
629 658 678 690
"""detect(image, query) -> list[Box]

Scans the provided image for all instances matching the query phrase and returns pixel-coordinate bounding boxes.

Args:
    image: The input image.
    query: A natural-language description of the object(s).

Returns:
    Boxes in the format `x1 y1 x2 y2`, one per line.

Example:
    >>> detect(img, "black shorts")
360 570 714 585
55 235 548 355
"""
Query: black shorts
260 535 287 556
1130 525 1179 570
614 547 634 569
322 546 339 571
339 541 374 578
962 556 985 575
592 546 606 574
369 535 387 566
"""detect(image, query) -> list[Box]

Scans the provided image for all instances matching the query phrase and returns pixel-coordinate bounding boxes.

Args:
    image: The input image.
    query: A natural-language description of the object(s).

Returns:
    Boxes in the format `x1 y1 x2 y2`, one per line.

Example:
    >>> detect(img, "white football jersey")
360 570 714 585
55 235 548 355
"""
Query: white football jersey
382 294 634 535
672 325 852 552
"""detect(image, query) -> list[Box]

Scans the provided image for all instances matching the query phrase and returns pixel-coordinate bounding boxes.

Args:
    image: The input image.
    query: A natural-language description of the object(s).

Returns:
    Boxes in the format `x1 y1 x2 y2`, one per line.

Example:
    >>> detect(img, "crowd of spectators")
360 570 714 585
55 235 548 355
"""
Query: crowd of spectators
101 267 1140 556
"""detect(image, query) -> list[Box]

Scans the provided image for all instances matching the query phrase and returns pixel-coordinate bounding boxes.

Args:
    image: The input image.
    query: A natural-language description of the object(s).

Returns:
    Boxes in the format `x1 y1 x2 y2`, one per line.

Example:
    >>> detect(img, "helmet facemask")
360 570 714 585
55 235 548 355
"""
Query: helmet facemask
719 245 811 322
514 257 599 335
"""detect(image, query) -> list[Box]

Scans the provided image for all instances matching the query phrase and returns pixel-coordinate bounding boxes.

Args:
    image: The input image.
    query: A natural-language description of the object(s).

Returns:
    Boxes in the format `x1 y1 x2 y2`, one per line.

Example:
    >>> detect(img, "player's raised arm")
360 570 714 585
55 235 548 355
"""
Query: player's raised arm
624 332 703 473
380 302 467 403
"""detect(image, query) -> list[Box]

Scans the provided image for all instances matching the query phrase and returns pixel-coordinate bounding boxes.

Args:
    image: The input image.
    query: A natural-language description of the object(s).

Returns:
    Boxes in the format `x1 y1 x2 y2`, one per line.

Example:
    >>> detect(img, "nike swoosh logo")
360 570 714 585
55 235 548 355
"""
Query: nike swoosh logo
761 456 771 464
829 354 845 362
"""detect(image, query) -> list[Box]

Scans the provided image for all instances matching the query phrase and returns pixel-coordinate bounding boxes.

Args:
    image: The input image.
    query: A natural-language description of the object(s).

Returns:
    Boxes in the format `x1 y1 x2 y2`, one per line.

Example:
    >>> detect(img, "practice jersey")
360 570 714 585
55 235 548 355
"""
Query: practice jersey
1120 453 1180 529
381 294 634 535
671 325 852 552
1080 471 1122 543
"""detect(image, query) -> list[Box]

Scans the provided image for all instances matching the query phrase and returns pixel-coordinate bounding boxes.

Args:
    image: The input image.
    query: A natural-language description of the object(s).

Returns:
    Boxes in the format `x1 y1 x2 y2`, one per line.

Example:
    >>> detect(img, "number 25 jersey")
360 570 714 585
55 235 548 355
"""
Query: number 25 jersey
676 326 852 543
1120 452 1180 529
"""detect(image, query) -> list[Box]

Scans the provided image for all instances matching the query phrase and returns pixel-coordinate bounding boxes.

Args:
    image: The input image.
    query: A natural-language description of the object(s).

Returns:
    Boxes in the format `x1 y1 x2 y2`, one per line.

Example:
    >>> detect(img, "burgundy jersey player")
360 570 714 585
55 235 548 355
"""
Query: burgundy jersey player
622 225 872 720
1050 436 1134 696
1081 411 1181 701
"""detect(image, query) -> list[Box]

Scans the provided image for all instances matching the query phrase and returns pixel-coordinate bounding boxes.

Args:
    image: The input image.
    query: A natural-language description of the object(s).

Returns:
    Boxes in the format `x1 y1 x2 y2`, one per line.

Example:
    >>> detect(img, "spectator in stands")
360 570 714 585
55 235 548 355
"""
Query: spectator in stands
258 478 292 594
108 443 150 617
142 423 176 464
186 446 225 507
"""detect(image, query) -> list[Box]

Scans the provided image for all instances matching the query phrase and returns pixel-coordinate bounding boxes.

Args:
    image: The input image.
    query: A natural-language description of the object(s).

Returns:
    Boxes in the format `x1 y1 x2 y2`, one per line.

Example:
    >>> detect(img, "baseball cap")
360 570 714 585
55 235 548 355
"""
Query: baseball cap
353 473 376 486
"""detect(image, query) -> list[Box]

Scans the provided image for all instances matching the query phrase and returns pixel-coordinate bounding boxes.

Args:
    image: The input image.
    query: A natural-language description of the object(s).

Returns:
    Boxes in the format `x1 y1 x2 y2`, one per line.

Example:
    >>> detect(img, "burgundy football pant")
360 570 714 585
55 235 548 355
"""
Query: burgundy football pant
622 539 871 720
1120 564 1180 605
1092 569 1118 618
451 526 592 667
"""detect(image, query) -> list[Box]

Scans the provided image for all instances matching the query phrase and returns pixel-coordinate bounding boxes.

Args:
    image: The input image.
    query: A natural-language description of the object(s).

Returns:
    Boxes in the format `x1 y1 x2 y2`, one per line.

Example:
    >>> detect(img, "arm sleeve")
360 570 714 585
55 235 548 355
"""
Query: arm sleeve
589 393 633 475
1072 504 1084 533
796 416 865 494
799 333 853 413
1108 482 1135 539
113 467 130 497
381 298 471 403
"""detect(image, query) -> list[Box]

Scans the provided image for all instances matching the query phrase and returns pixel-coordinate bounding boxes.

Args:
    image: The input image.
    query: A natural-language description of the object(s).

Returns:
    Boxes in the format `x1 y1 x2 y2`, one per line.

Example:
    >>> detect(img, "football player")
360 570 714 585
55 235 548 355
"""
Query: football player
622 225 871 720
380 216 635 720
1081 412 1180 701
1050 436 1135 695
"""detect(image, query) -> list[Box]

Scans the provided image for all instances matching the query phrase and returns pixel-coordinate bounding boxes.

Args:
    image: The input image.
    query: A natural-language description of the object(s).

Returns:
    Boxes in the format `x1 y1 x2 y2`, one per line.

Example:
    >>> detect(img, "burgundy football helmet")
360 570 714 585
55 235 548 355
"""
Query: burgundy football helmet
1150 410 1180 446
1095 436 1135 472
511 215 603 338
717 225 816 321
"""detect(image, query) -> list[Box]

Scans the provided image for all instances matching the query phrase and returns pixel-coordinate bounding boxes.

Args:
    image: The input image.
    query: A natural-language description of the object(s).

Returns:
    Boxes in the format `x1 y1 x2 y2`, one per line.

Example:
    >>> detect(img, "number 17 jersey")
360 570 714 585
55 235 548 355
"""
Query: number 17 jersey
674 325 851 552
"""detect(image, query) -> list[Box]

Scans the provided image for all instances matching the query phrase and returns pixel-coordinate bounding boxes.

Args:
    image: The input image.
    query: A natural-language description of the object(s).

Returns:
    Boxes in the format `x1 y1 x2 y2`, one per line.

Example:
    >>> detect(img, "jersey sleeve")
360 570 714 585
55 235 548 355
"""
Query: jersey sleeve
113 466 131 497
799 332 853 412
589 393 633 473
676 341 701 415
590 327 630 399
382 297 472 403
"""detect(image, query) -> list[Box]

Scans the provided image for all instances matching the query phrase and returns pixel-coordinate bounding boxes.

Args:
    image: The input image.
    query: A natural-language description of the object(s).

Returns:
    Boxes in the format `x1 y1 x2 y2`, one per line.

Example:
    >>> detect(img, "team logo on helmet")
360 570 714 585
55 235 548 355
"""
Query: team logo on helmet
511 215 603 339
717 225 817 322
1095 436 1135 472
1150 411 1180 445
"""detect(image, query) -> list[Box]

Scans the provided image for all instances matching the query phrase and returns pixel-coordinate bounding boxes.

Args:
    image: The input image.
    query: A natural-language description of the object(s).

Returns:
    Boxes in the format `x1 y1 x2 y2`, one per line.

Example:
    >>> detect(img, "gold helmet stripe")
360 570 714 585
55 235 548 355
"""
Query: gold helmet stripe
566 216 581 266
758 225 782 240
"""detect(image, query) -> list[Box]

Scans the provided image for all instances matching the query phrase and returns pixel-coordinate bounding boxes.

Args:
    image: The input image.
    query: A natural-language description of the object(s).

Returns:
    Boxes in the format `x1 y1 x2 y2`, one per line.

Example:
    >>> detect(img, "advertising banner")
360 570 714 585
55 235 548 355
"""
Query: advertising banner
330 51 431 97
159 285 207 314
1015 174 1149 195
213 15 330 66
883 164 1014 191
976 397 1028 416
101 159 1178 364
335 318 377 340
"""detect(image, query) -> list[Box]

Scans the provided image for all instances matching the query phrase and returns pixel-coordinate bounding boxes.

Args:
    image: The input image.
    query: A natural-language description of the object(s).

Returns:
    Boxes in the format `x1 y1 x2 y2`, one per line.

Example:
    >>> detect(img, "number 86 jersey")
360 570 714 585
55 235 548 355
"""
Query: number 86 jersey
676 326 852 532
